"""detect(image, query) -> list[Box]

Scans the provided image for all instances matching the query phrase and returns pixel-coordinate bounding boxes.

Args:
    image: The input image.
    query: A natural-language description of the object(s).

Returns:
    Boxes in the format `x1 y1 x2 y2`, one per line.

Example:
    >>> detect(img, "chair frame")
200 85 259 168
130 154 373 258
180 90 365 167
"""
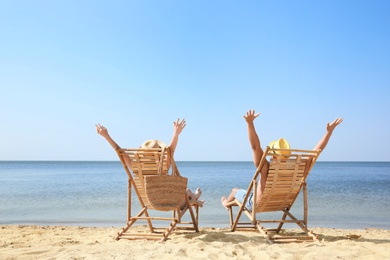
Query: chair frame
115 147 199 242
226 147 321 244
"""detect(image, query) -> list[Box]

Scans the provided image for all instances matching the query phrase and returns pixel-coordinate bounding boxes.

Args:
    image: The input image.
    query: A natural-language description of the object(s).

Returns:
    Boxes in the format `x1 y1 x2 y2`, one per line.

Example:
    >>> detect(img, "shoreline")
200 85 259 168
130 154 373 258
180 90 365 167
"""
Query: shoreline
1 225 389 259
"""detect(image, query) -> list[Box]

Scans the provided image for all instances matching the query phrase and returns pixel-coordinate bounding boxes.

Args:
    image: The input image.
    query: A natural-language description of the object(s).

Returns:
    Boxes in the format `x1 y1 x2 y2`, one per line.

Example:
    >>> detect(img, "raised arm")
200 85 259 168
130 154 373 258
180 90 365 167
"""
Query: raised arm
95 124 121 150
314 118 343 151
96 124 133 169
168 118 186 156
244 110 263 167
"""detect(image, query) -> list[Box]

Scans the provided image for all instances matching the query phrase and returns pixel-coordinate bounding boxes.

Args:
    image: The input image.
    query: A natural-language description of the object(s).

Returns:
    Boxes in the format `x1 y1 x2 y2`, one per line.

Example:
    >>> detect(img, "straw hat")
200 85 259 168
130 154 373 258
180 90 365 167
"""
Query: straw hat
269 138 291 155
140 139 166 149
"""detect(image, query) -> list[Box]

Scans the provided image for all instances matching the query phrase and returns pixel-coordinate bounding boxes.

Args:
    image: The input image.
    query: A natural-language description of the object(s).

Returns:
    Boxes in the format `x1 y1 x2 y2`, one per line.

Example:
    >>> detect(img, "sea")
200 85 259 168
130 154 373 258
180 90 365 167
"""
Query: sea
1 161 389 230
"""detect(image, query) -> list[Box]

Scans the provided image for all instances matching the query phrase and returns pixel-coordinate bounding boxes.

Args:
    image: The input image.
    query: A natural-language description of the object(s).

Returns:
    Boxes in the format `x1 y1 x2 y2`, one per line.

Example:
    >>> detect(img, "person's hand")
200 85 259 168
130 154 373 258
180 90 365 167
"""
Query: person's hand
326 118 343 132
95 123 109 137
244 110 260 123
173 118 186 135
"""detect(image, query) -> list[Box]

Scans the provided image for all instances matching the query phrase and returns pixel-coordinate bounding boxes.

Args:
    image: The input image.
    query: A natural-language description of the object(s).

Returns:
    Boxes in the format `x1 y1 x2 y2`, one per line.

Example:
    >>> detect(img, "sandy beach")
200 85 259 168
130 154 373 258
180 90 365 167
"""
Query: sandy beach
1 225 389 259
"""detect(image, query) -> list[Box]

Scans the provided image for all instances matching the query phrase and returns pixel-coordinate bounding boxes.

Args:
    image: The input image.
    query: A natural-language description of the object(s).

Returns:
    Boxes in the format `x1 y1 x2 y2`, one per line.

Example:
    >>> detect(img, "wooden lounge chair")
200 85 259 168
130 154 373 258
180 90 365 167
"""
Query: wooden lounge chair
115 146 199 242
226 147 321 244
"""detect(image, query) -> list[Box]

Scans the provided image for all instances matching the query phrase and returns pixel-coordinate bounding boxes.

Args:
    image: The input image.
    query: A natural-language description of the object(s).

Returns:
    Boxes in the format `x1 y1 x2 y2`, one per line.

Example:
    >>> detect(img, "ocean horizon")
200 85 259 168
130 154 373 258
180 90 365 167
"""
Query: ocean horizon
1 161 389 230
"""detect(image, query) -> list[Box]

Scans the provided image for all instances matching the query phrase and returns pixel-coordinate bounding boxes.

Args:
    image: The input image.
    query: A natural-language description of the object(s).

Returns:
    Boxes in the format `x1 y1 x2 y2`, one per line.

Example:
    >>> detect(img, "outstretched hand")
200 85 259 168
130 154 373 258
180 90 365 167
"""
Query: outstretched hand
244 109 260 123
95 123 109 137
173 118 186 135
326 118 343 132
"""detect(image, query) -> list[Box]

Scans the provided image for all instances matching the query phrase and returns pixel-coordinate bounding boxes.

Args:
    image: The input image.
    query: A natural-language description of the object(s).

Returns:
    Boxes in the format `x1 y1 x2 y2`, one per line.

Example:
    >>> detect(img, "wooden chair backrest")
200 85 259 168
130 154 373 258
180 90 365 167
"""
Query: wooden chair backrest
118 148 169 207
254 147 321 213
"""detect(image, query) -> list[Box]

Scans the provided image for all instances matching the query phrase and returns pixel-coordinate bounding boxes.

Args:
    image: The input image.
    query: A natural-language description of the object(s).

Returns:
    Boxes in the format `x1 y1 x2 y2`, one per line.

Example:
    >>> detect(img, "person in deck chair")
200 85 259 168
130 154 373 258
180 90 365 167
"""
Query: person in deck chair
96 118 204 206
221 109 343 211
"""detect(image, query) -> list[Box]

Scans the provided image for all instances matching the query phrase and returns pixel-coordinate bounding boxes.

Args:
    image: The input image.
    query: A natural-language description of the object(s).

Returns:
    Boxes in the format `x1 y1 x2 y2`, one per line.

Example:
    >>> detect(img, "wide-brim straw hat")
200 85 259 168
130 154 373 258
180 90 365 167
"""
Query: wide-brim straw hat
140 139 167 149
269 138 291 155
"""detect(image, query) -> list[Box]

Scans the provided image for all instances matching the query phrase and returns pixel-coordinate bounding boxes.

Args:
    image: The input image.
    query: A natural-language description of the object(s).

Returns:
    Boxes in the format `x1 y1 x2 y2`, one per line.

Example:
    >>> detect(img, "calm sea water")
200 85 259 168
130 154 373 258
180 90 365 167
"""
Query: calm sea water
1 161 389 229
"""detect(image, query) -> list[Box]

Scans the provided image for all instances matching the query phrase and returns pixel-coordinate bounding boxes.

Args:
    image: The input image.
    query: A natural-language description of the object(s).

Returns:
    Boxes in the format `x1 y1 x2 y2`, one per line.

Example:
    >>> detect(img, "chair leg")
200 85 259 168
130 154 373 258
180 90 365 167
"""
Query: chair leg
283 210 310 233
195 205 199 225
176 197 199 232
116 219 136 240
228 206 234 228
116 207 149 240
186 196 199 232
161 220 179 242
231 202 246 231
256 222 274 244
303 183 308 226
274 210 318 243
276 212 288 233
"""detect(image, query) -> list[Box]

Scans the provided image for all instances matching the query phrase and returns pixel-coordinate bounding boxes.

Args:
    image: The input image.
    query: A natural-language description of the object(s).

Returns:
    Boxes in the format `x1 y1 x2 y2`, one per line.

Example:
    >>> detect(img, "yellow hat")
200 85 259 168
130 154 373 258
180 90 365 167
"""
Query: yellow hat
140 140 166 149
269 138 291 155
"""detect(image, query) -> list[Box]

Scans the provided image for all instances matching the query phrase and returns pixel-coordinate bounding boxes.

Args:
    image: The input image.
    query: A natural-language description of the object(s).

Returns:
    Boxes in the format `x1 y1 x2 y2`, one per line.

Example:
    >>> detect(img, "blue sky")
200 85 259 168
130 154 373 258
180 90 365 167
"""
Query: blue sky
1 0 389 161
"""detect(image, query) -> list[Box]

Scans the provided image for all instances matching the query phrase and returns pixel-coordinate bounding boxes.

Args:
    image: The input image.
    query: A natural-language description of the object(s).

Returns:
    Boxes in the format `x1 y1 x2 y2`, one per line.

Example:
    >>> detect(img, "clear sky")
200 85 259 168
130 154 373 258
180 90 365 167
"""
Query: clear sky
1 0 389 161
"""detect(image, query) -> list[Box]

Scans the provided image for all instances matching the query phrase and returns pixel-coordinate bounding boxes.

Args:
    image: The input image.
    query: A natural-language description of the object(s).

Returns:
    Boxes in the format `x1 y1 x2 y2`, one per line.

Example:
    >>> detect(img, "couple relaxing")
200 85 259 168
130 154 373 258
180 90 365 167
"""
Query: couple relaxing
96 118 205 207
96 110 343 211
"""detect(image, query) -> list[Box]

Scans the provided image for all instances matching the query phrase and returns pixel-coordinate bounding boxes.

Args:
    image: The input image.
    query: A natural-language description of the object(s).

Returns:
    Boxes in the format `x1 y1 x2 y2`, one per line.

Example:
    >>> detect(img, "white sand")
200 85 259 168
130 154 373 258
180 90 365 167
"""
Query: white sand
1 225 389 259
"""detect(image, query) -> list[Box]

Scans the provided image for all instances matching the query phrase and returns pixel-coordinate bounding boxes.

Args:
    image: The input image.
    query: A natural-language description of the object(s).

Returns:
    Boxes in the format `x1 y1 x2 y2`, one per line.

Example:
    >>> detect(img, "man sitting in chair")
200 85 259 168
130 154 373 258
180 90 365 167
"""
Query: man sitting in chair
221 109 343 210
96 118 204 205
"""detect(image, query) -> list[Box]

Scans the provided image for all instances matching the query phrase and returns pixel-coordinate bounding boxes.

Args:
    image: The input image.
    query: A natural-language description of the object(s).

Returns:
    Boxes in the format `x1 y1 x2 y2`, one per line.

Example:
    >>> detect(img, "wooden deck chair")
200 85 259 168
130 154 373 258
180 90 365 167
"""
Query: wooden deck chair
115 146 199 242
226 147 321 244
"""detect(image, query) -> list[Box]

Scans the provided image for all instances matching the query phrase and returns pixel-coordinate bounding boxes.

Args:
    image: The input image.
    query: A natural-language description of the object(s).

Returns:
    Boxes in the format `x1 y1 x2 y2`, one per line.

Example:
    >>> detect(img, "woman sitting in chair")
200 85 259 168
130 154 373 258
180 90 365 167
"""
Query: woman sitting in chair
95 118 204 204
